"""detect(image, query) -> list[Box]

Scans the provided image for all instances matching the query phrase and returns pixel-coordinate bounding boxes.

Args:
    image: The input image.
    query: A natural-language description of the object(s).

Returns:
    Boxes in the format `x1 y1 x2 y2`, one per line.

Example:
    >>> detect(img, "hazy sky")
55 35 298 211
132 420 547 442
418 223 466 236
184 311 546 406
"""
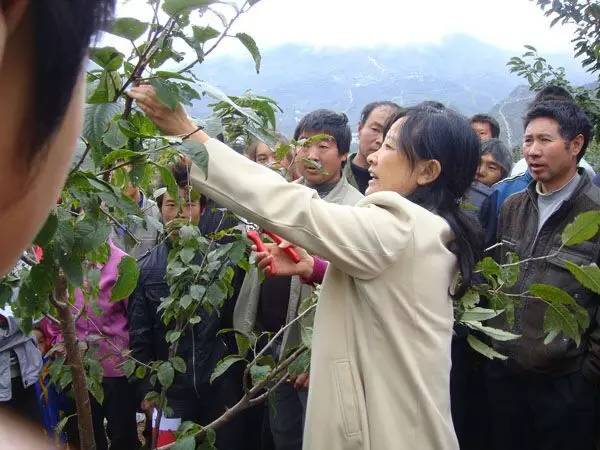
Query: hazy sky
115 0 579 56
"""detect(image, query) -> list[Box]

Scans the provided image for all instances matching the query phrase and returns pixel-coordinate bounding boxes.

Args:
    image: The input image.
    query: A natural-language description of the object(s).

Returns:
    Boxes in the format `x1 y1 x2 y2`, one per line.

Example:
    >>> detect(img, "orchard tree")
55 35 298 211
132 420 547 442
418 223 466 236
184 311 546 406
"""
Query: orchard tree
0 0 598 449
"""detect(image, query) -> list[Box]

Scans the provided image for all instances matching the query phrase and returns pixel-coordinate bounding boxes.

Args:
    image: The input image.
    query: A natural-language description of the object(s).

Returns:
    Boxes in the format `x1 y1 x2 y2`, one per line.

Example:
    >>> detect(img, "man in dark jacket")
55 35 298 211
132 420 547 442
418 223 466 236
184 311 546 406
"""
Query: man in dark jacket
128 165 246 450
488 100 600 450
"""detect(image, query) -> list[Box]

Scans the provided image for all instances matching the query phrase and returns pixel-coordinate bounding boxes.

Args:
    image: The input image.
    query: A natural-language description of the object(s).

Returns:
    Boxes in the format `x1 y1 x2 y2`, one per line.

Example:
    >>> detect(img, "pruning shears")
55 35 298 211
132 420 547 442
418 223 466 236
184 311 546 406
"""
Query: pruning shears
242 220 301 273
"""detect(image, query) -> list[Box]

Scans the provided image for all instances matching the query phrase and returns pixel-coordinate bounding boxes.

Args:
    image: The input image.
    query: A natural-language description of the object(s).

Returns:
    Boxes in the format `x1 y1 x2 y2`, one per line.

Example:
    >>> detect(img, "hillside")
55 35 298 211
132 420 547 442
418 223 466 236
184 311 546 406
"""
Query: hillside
190 34 593 140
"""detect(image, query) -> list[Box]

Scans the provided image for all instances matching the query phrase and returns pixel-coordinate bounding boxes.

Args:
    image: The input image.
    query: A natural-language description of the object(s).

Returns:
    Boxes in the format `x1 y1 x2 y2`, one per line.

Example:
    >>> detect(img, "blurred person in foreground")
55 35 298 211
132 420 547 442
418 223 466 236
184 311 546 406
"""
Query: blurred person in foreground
0 1 116 448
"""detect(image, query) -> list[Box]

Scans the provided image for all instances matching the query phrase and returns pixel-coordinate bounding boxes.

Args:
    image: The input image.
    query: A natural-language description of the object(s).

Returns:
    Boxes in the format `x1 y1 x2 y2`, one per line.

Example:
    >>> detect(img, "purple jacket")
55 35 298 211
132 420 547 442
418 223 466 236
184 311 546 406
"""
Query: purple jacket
72 242 130 378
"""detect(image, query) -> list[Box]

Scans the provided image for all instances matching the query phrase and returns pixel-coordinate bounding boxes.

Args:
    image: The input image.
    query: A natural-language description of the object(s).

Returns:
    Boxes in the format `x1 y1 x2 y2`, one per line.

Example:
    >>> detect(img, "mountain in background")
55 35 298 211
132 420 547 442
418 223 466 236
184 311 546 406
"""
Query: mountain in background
190 34 593 146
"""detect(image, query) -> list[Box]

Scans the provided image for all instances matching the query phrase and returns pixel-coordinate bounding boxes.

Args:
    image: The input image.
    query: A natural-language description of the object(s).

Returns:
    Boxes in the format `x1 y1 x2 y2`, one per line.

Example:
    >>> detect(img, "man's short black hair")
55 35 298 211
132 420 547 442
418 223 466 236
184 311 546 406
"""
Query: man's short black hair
532 85 573 105
470 114 500 138
29 0 115 161
524 100 593 161
359 101 402 127
293 109 352 155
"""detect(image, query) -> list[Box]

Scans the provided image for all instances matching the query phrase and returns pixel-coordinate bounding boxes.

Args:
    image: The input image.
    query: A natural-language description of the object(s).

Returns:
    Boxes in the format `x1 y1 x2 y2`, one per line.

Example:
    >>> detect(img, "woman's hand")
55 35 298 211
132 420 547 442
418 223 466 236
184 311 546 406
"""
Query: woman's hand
127 85 197 136
255 240 314 278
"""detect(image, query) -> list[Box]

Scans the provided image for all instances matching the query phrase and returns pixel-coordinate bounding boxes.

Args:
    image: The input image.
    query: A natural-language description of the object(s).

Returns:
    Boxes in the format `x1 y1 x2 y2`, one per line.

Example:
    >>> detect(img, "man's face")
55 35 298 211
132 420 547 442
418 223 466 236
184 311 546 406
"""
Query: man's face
0 42 85 276
296 132 346 186
471 121 493 141
160 187 202 226
358 106 396 159
523 117 581 191
475 153 504 187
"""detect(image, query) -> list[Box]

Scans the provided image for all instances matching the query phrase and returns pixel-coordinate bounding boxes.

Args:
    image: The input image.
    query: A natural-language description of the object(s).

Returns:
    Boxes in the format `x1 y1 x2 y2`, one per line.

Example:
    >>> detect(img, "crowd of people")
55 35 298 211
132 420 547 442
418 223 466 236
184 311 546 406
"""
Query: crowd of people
0 2 598 450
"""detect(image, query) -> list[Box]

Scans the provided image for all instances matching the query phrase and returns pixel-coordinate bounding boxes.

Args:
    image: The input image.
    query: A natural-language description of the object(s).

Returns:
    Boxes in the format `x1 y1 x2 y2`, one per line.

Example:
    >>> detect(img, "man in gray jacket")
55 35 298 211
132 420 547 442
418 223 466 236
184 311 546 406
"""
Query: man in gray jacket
234 110 363 450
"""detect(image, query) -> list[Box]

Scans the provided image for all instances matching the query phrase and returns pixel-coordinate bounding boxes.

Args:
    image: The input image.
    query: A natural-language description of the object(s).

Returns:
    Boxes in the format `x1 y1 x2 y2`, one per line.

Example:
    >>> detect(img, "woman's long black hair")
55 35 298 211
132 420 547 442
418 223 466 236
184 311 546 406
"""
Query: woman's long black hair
382 103 484 298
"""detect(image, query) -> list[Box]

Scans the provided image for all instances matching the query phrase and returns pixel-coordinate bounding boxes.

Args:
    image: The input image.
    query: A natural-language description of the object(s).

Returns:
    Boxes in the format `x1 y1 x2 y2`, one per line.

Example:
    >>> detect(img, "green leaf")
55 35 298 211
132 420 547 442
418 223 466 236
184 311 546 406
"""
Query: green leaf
250 364 270 386
464 321 521 341
111 256 140 301
205 283 226 308
466 334 508 360
529 283 589 347
198 81 262 125
235 333 250 356
55 414 76 437
144 391 160 404
59 253 84 287
135 365 147 379
74 218 111 252
87 378 104 404
181 140 209 179
190 285 206 301
163 0 215 16
459 288 480 309
192 25 219 44
90 47 125 71
476 257 501 283
172 436 196 450
83 102 124 145
565 261 600 294
158 362 175 389
102 149 140 166
499 252 520 287
460 307 504 322
88 243 110 265
122 359 136 378
110 18 149 41
155 71 194 82
166 330 182 343
156 164 179 205
180 247 196 264
544 329 560 345
288 350 311 376
180 294 193 309
561 211 600 246
102 121 128 149
210 355 244 384
198 428 217 449
87 71 122 104
34 213 58 247
150 79 179 110
171 356 187 373
236 33 261 73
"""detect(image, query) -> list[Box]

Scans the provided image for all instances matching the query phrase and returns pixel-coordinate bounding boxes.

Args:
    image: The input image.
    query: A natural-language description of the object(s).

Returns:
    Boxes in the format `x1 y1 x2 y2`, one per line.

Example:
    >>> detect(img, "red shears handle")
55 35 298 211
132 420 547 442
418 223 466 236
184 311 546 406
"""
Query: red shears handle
262 231 302 263
246 230 266 253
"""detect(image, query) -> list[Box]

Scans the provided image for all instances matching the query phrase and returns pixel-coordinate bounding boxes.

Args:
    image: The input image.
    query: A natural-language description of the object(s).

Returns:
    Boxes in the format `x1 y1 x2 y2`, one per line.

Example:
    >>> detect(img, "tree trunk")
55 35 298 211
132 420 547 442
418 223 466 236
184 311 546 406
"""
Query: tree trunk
54 277 96 450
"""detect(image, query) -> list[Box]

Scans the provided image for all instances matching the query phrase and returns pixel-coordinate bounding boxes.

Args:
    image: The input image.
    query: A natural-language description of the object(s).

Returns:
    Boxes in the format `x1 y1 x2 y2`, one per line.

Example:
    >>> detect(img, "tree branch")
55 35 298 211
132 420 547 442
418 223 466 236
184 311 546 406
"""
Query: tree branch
71 139 91 174
99 207 140 246
176 0 251 75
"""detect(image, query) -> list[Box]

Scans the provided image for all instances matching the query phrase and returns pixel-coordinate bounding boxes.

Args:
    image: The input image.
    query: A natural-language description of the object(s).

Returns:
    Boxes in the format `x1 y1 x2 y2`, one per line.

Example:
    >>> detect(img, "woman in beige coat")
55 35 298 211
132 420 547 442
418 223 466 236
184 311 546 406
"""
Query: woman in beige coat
129 87 483 450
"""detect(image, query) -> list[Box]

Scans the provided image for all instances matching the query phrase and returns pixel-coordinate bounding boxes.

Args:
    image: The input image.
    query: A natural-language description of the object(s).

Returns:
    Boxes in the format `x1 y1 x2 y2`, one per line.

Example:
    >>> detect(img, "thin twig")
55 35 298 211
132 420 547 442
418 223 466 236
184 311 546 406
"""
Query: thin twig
176 0 251 75
100 207 140 245
243 303 316 392
71 139 91 174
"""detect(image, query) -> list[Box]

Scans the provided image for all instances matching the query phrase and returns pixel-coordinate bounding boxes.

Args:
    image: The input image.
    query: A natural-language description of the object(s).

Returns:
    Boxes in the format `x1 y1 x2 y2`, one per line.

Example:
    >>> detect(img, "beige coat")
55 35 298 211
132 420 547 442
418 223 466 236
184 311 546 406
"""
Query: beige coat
191 139 459 450
234 175 363 357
